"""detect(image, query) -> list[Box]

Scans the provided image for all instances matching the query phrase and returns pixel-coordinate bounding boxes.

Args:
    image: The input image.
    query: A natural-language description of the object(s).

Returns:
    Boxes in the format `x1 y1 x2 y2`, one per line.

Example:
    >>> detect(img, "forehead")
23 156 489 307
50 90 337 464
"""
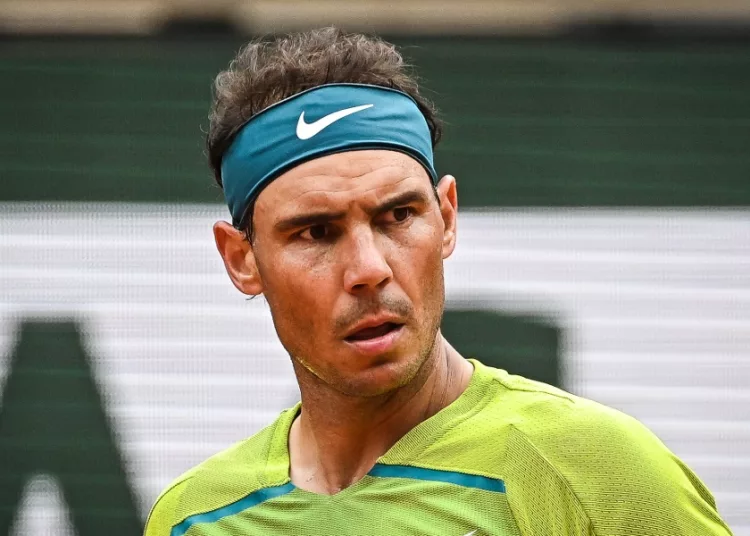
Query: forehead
255 150 431 216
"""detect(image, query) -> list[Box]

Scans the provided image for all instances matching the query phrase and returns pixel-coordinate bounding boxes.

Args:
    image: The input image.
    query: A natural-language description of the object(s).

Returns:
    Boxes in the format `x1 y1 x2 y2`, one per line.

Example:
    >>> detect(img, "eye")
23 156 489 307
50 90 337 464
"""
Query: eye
391 207 412 223
300 224 329 241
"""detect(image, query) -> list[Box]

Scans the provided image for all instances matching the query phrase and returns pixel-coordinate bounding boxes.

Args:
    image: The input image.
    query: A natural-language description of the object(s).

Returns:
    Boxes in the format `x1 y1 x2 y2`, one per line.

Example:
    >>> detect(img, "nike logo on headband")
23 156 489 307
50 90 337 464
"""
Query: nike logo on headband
296 104 374 140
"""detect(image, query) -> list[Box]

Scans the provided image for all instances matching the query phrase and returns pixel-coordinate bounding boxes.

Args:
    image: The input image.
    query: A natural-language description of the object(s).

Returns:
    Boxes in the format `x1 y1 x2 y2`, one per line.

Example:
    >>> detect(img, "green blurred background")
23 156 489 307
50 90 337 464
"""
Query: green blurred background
2 37 749 206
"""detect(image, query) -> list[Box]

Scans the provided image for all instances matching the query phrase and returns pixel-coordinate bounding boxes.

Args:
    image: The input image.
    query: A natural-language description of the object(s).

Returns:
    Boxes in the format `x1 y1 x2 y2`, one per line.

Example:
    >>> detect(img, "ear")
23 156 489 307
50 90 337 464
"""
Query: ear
436 174 458 259
213 221 264 296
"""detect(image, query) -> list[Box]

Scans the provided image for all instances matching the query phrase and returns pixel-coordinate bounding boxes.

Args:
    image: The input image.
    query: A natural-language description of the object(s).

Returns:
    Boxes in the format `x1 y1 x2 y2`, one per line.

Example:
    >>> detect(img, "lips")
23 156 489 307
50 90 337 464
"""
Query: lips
345 322 401 341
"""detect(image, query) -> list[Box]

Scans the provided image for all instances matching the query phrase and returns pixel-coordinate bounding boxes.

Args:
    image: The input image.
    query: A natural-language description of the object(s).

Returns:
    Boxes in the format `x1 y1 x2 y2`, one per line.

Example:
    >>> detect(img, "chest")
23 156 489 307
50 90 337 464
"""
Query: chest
185 476 522 536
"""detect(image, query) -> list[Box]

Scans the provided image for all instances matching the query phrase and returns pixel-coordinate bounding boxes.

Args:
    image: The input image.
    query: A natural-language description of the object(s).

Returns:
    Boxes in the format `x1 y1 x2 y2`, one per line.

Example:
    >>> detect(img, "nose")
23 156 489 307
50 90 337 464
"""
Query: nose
342 226 393 293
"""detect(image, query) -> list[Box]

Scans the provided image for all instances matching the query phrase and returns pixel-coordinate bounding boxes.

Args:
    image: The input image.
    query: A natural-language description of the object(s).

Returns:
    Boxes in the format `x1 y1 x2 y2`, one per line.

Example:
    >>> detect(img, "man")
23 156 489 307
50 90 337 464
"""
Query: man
145 28 732 535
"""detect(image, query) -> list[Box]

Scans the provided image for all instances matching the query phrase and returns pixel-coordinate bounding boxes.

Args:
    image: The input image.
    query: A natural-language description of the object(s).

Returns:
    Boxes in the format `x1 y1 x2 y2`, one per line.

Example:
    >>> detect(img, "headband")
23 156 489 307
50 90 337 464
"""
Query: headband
220 83 439 228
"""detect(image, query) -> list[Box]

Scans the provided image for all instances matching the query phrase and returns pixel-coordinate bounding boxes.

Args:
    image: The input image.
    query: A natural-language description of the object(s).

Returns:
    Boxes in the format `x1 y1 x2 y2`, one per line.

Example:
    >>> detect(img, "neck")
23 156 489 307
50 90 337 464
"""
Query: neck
288 334 472 495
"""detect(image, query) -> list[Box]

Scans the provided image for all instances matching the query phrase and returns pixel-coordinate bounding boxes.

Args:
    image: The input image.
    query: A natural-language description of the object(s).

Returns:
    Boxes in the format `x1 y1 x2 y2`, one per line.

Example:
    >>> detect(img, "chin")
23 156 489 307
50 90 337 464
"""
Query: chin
331 351 427 398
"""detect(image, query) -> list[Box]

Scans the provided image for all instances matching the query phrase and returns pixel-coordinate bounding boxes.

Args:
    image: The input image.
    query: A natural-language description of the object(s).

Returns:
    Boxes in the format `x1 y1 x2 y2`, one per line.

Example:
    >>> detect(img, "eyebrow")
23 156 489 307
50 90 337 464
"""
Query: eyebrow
273 189 431 233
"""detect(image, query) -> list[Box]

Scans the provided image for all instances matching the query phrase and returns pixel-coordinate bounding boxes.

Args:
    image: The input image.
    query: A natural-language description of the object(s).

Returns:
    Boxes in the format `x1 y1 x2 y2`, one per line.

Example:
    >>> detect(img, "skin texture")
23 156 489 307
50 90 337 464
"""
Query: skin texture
214 149 473 494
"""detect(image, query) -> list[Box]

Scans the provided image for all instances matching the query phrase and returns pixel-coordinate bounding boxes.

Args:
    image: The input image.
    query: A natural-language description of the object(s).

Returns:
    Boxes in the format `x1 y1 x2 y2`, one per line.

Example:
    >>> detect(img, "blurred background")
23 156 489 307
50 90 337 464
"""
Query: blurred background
0 1 748 535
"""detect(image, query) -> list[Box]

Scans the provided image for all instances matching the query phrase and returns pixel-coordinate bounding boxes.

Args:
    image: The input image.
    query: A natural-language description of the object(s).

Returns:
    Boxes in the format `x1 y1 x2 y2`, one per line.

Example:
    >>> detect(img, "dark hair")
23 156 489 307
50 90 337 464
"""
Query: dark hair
206 27 442 240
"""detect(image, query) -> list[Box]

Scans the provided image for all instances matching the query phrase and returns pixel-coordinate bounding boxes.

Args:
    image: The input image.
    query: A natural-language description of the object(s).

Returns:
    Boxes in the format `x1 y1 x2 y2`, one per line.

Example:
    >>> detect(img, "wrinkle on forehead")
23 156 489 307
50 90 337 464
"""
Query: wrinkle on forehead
287 173 415 209
256 150 430 219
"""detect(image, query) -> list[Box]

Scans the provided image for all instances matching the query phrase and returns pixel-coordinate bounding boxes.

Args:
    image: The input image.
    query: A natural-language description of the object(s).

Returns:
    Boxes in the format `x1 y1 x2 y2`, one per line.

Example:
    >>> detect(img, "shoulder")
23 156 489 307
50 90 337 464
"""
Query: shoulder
475 363 731 535
481 363 653 451
143 405 297 536
473 361 620 440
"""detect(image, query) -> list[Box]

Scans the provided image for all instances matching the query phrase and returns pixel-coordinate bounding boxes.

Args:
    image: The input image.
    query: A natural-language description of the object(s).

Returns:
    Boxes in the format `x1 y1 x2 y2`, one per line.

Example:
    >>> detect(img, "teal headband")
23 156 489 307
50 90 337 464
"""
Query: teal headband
220 83 439 228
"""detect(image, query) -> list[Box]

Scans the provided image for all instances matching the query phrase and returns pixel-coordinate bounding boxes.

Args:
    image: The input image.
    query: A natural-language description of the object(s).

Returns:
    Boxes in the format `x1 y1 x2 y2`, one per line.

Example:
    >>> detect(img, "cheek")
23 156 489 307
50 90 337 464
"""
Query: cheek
396 218 444 276
391 223 445 310
264 244 335 297
414 249 445 314
259 252 337 350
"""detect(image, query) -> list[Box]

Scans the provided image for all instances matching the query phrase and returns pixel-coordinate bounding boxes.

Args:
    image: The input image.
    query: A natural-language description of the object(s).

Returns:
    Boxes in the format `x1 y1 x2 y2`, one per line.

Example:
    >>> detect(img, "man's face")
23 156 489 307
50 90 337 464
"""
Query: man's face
215 150 457 397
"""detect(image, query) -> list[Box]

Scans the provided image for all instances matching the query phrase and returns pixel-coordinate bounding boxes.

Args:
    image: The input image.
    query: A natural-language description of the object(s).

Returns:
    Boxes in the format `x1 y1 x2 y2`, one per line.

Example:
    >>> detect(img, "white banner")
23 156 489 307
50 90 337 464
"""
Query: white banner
1 204 748 535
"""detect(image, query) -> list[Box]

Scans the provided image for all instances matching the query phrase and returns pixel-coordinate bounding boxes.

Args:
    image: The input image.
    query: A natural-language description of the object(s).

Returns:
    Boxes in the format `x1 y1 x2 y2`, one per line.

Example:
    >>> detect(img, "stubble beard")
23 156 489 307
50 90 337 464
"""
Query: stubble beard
290 267 446 401
290 312 442 401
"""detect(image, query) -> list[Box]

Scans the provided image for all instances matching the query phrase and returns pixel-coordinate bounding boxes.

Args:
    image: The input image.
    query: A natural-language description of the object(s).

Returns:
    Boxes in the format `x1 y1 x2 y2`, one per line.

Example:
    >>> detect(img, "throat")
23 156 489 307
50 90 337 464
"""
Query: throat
289 415 382 495
288 337 473 495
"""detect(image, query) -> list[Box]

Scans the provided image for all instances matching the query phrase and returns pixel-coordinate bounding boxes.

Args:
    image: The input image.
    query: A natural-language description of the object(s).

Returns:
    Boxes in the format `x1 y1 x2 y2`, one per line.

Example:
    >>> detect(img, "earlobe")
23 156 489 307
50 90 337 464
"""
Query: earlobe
213 221 264 296
436 175 458 259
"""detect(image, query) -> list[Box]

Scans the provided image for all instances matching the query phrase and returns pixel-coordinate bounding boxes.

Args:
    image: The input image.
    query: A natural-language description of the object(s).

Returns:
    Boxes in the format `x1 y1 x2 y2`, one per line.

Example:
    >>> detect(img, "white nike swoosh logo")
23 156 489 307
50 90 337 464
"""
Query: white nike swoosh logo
296 104 374 140
462 531 477 536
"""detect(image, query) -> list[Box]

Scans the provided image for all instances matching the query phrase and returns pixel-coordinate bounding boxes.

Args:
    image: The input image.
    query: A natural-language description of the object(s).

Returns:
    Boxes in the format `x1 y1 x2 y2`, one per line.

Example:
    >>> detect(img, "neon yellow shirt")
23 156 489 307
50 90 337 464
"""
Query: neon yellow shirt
145 360 732 535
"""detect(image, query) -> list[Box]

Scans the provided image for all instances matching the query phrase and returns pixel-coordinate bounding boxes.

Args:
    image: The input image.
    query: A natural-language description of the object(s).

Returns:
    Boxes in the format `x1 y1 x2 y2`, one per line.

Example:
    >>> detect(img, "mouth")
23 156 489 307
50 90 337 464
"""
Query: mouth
343 321 405 355
345 322 403 342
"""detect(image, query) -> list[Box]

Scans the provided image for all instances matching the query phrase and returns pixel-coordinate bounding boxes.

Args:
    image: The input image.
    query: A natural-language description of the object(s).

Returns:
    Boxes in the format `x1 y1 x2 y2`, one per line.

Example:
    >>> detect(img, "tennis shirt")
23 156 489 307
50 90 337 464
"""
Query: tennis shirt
145 359 732 535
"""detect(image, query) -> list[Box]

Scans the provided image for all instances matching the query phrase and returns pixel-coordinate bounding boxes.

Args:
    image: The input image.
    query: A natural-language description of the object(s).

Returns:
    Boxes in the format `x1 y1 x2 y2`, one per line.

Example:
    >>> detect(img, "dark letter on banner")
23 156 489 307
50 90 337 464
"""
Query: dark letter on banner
442 309 562 388
0 321 143 535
